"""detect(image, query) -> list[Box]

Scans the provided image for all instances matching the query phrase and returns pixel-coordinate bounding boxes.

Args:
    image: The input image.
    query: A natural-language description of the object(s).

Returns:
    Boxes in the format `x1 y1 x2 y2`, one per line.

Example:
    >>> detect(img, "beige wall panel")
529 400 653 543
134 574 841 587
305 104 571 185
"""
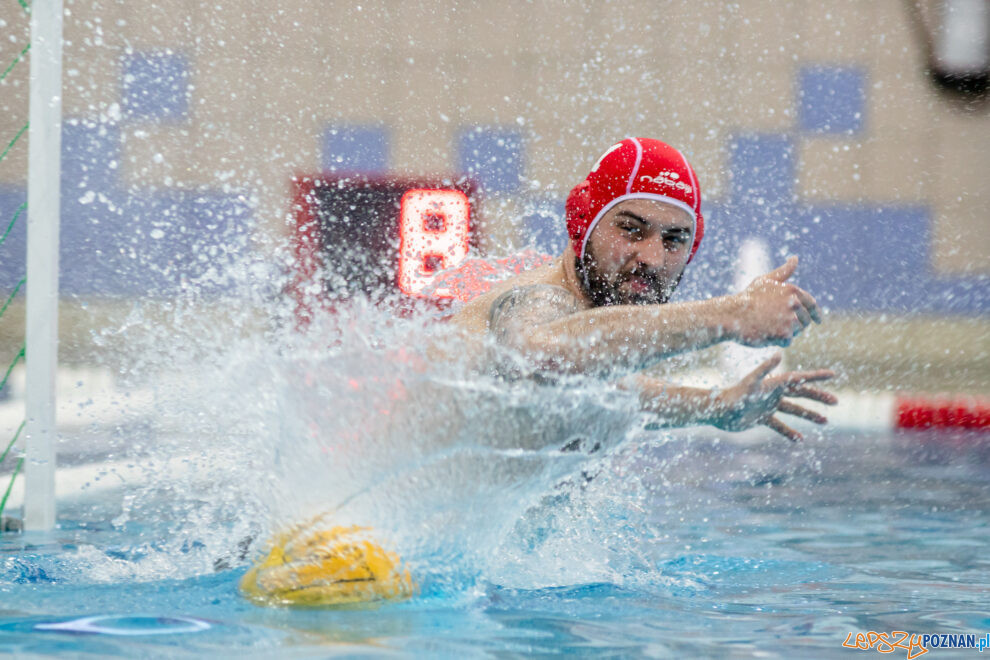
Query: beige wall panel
239 57 336 124
62 46 119 117
527 121 606 194
121 124 252 190
797 0 877 62
798 137 868 201
63 0 126 50
592 0 666 62
0 68 28 184
319 52 390 121
119 0 197 46
193 54 258 126
258 2 325 56
731 61 795 132
230 0 364 59
867 2 935 141
520 54 602 135
865 130 931 202
519 53 591 127
384 52 462 125
868 65 935 139
228 51 386 125
646 53 735 138
516 0 595 55
387 0 456 53
870 0 923 69
450 0 523 56
731 0 799 61
458 53 528 124
654 0 735 61
318 0 392 54
0 3 29 57
931 112 990 274
0 0 30 184
188 2 263 65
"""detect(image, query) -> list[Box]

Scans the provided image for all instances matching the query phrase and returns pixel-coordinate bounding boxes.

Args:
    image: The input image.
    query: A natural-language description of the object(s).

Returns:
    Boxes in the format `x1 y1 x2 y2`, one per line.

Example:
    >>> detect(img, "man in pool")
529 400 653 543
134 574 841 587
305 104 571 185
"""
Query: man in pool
450 137 836 441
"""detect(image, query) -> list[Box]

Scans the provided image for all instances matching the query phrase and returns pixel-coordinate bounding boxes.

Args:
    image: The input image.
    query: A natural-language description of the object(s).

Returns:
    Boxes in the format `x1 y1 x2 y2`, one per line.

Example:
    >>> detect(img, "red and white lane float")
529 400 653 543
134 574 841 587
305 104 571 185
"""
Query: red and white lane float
795 390 988 432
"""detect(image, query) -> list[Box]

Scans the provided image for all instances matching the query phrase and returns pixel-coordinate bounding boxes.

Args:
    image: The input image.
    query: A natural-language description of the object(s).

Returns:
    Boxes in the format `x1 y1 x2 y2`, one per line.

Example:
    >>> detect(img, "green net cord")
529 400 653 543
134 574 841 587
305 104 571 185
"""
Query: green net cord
0 278 25 321
0 203 27 249
0 345 25 393
0 122 28 166
0 457 24 524
0 42 30 84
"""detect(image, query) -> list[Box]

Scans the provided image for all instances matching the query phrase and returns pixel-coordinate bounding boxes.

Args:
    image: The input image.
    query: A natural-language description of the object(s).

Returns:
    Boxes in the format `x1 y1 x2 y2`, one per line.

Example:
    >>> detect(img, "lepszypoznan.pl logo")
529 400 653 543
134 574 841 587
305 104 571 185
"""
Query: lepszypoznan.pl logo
842 631 990 658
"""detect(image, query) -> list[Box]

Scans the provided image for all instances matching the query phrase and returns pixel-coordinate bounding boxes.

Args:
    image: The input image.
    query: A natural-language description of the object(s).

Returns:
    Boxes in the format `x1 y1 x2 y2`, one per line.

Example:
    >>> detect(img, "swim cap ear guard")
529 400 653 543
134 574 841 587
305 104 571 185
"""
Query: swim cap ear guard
565 137 705 264
565 180 591 245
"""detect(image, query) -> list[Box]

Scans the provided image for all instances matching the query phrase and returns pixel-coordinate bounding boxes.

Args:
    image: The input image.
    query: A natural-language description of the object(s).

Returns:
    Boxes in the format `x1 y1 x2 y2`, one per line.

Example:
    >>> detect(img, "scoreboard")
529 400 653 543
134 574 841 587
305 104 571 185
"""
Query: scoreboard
288 174 479 321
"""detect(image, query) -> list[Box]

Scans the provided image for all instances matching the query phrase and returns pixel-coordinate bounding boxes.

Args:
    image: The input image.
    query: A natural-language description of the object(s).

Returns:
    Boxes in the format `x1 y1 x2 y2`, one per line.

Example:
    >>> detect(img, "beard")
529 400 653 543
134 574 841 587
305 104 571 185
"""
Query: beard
575 246 680 307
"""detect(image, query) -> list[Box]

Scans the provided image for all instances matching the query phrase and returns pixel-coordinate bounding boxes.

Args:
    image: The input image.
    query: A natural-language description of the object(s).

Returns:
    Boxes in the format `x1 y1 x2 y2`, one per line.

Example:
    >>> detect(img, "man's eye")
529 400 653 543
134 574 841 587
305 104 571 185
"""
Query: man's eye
621 225 642 236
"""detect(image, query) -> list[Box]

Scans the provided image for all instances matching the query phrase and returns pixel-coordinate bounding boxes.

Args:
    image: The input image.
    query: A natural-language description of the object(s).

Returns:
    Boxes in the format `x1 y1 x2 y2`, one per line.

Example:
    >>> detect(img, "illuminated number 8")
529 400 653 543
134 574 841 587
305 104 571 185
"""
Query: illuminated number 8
397 189 471 297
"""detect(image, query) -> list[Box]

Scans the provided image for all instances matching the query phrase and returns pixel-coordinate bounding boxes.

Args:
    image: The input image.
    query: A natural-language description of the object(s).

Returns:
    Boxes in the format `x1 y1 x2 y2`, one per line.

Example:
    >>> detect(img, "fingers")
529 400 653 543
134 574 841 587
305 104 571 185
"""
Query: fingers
766 256 798 282
745 353 783 385
778 400 827 424
791 285 822 324
766 415 802 442
791 300 812 330
778 369 836 386
788 385 839 405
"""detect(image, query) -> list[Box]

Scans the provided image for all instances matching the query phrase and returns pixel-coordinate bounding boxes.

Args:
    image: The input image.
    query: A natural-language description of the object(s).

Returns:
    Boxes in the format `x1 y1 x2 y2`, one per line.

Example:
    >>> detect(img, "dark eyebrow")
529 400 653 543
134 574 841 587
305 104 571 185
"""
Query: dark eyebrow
615 209 692 233
614 210 648 225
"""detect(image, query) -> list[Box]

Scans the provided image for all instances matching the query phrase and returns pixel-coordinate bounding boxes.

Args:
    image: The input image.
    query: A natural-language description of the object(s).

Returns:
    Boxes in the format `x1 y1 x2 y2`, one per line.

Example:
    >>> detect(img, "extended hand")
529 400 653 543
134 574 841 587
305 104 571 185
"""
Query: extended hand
731 256 822 347
713 354 836 441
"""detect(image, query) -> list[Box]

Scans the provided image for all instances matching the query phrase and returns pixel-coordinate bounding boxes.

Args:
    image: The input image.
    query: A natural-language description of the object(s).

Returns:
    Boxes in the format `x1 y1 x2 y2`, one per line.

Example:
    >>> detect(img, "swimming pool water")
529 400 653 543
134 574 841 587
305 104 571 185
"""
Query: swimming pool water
1 429 987 658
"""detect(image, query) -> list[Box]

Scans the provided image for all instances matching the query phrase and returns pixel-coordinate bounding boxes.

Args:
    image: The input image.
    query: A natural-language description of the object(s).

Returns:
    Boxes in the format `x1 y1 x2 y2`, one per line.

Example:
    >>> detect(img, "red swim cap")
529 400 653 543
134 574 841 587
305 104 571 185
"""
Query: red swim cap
566 137 705 262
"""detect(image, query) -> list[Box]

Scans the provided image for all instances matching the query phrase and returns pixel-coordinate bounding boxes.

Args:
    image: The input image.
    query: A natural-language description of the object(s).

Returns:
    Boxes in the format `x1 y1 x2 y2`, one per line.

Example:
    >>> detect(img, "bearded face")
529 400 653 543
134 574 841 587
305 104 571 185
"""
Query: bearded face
575 244 680 307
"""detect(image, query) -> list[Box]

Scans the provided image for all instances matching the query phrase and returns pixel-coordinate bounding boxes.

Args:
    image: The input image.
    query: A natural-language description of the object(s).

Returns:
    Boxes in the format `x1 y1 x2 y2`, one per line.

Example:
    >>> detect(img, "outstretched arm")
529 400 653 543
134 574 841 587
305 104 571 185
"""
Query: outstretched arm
489 256 822 376
625 354 837 441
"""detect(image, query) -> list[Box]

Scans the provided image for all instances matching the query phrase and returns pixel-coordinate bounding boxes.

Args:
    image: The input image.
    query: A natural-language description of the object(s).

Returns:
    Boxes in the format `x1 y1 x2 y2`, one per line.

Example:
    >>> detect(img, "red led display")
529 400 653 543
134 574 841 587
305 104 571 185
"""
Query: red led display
288 174 478 324
398 189 471 297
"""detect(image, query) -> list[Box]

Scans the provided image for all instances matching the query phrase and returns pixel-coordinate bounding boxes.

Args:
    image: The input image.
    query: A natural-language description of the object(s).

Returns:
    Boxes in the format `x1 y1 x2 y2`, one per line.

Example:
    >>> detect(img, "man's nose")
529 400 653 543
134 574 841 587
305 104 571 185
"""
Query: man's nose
634 235 667 269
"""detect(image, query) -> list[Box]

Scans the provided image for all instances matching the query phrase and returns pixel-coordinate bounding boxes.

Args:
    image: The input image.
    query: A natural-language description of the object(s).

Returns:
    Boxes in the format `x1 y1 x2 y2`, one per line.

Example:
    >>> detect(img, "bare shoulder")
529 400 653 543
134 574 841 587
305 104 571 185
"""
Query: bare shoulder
448 258 568 334
487 284 580 340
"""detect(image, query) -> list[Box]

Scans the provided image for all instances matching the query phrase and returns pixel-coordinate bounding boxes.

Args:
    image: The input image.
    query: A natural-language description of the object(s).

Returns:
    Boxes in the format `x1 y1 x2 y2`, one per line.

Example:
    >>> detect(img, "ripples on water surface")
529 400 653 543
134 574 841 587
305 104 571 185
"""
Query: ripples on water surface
1 427 987 658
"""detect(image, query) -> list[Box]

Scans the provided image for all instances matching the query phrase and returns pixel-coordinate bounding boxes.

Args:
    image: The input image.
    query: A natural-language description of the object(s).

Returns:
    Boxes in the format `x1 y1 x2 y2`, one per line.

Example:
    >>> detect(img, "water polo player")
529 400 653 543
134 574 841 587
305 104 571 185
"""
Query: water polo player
451 137 837 441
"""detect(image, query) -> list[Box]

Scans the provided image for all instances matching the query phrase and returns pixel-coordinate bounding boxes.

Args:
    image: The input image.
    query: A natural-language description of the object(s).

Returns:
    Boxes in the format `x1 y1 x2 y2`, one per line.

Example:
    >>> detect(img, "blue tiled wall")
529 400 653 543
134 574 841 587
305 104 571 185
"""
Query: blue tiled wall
0 120 251 297
122 51 190 122
798 65 866 135
520 196 567 254
457 127 524 194
322 125 389 174
729 134 796 207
